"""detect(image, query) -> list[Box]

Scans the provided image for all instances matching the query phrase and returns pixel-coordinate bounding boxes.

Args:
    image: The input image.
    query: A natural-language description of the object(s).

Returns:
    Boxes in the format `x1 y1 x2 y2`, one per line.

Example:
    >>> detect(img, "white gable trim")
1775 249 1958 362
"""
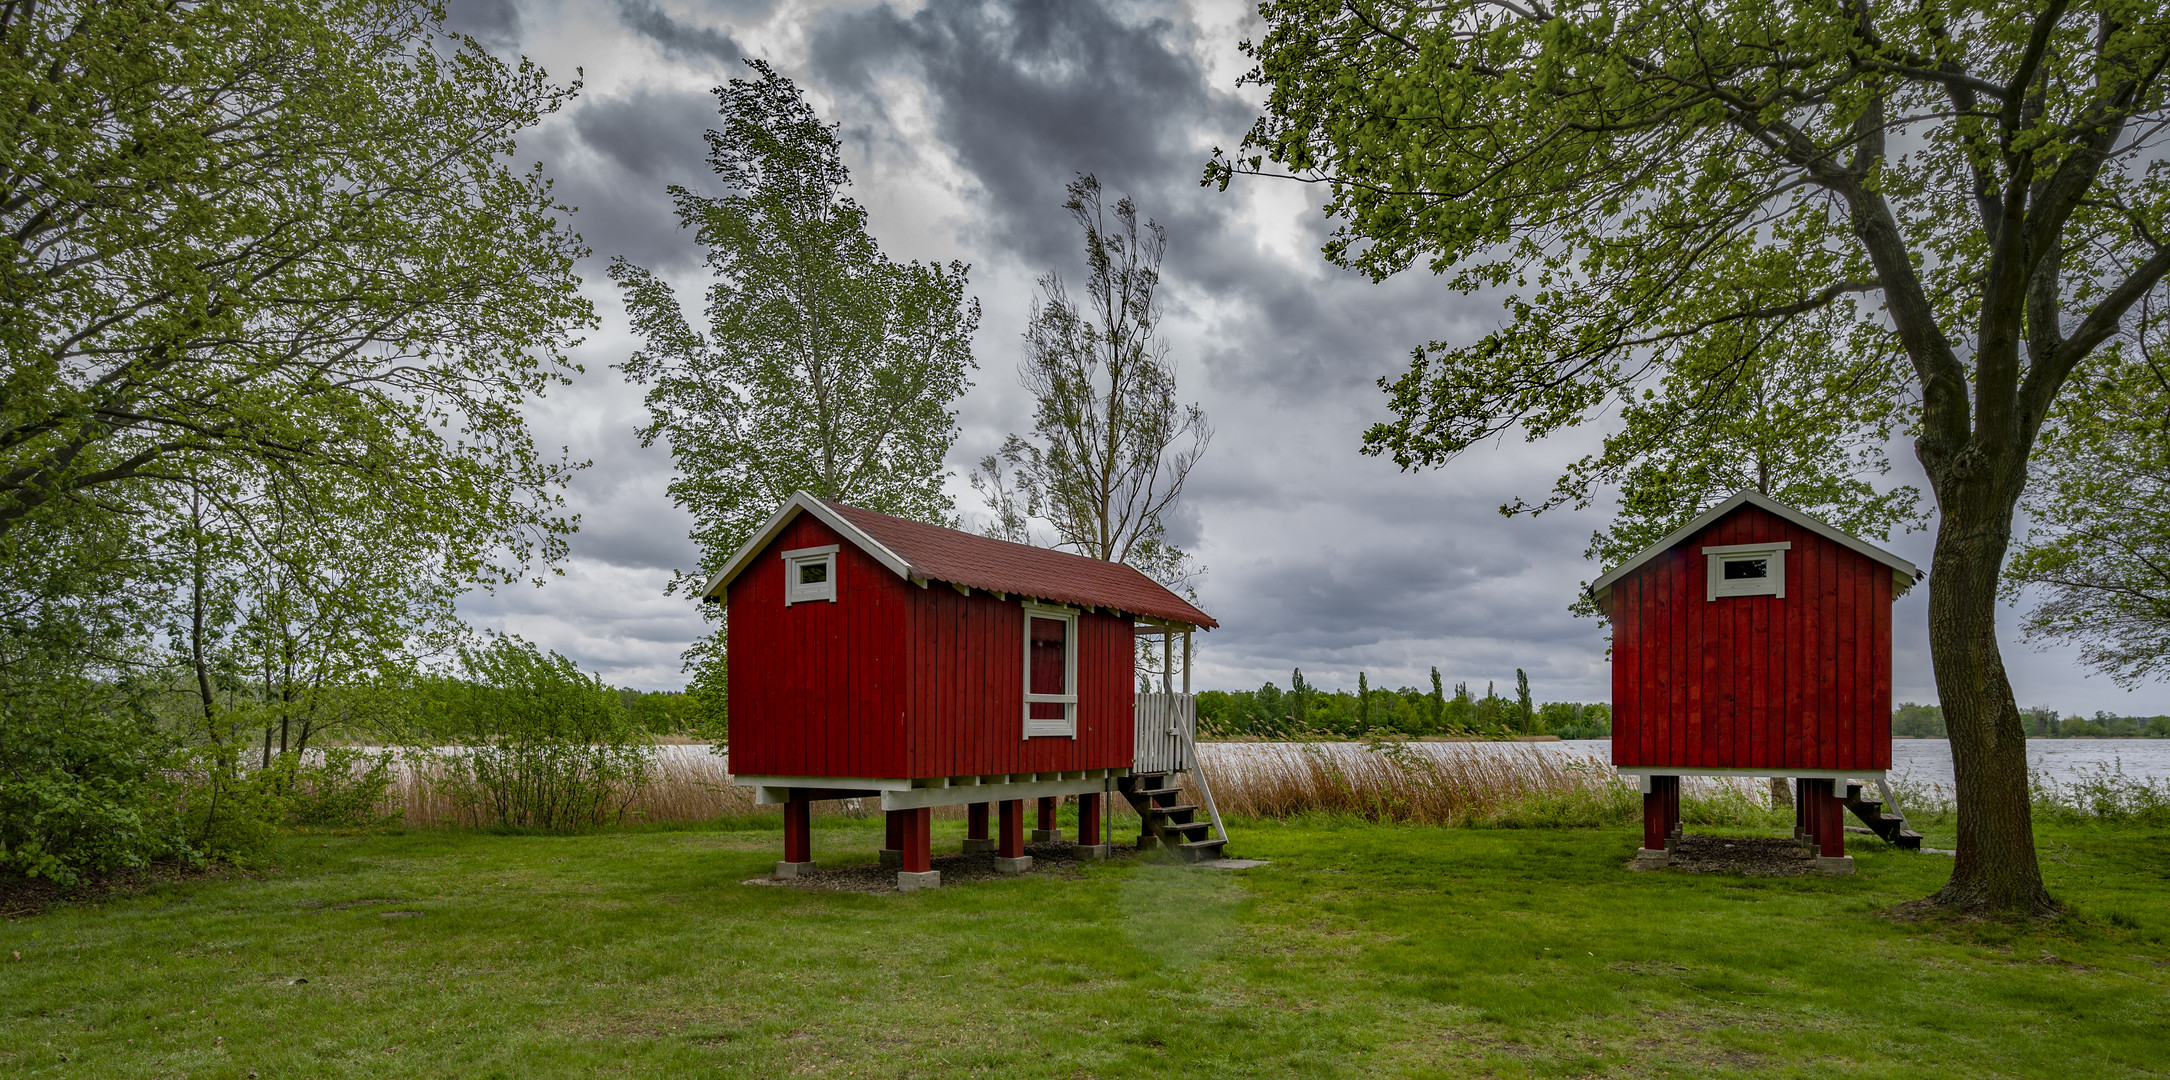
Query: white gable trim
699 492 917 601
1588 490 1921 604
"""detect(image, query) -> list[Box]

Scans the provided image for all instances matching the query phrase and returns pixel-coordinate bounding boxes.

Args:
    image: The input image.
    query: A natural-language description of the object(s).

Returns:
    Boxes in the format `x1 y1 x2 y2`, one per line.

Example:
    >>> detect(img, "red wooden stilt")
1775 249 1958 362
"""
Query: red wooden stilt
1793 778 1807 838
1076 793 1103 845
1642 780 1668 851
998 799 1025 858
783 790 812 864
967 802 990 841
1816 780 1846 858
1037 796 1057 831
900 806 932 873
885 807 905 852
1664 775 1682 845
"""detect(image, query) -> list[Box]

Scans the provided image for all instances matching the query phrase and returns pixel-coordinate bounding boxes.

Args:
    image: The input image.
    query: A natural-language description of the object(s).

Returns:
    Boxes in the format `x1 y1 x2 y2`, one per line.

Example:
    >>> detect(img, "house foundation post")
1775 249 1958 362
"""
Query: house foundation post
776 789 816 878
881 805 905 867
1633 776 1672 868
1664 775 1682 850
995 799 1032 874
1074 792 1108 858
1032 796 1062 842
893 806 939 891
963 801 994 852
1811 779 1853 874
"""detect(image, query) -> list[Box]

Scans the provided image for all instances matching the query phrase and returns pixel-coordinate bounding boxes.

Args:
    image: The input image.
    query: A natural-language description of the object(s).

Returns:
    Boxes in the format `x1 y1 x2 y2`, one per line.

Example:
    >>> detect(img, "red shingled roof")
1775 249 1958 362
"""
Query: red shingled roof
822 500 1216 629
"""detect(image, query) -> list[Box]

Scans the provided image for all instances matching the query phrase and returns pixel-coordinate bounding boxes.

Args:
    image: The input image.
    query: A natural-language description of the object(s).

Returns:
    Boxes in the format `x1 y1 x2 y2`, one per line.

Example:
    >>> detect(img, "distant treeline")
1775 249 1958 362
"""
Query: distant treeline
1197 668 1613 740
1893 702 2170 738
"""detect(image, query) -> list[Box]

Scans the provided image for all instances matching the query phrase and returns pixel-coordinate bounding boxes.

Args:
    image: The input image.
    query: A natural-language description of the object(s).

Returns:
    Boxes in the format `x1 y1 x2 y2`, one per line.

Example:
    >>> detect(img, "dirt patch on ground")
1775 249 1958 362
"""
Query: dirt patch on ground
1 861 250 919
748 841 1142 893
1657 834 1816 877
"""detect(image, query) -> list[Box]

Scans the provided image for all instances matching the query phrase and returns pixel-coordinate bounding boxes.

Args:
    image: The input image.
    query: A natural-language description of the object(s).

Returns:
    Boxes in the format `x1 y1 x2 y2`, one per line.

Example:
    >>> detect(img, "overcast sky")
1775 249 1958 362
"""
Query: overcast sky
445 0 2164 716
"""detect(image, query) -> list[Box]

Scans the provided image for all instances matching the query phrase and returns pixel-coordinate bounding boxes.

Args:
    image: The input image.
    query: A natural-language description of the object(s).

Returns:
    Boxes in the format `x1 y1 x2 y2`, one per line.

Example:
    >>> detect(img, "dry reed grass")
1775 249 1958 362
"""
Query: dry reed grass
374 741 1781 831
1168 742 1633 826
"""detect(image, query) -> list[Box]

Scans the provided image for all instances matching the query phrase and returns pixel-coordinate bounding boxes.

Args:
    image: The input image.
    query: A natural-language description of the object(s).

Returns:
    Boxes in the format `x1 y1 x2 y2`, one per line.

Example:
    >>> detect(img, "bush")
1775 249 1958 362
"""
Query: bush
174 746 290 864
284 747 398 828
427 635 652 830
0 681 190 885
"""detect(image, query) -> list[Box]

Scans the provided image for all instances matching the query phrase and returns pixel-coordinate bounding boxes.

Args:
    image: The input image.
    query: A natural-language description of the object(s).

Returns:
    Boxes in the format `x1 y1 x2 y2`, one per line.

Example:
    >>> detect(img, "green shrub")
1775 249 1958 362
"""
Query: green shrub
174 746 290 865
284 747 398 828
0 682 191 884
428 635 652 830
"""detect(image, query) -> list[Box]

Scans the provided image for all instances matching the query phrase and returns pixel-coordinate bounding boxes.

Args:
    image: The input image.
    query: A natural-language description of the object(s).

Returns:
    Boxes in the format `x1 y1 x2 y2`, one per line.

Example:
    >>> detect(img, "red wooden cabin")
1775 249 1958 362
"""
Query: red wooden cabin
701 492 1220 889
1589 490 1922 872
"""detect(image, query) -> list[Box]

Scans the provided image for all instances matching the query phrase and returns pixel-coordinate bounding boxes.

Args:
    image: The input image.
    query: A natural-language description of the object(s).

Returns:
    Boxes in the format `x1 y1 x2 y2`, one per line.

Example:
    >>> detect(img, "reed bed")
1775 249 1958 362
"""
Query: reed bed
365 741 1788 832
1153 742 1786 829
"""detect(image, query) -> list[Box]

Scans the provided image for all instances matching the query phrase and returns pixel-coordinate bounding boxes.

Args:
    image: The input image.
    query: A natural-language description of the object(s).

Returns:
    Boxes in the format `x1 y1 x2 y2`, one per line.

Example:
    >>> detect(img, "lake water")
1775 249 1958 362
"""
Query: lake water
388 738 2170 789
1187 738 2170 789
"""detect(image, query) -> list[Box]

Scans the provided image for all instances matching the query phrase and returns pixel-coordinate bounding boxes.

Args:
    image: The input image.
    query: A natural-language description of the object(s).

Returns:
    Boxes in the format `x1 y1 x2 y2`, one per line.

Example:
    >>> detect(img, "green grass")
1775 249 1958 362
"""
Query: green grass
5 813 2168 1079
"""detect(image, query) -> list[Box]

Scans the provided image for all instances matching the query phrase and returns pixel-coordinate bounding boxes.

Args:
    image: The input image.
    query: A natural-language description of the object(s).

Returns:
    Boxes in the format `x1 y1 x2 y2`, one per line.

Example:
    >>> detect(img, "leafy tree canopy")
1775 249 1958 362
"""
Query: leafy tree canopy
1 0 593 580
1215 0 2170 914
613 60 979 591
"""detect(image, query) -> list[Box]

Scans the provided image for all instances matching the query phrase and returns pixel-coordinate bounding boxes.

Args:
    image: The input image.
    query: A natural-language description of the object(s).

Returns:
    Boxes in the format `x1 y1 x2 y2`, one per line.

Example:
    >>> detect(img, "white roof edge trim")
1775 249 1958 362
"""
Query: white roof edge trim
1588 490 1921 602
699 492 917 600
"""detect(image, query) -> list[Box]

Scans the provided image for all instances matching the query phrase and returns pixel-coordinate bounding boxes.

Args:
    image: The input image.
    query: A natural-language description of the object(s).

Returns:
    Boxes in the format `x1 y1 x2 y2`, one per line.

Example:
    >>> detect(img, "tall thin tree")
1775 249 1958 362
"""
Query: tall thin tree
613 61 979 710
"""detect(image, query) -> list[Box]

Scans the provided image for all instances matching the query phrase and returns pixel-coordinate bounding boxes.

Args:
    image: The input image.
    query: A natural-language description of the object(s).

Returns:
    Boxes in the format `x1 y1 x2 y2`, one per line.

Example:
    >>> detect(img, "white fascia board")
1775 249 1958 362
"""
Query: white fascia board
1588 490 1921 603
878 772 1123 810
699 492 919 600
1615 766 1887 785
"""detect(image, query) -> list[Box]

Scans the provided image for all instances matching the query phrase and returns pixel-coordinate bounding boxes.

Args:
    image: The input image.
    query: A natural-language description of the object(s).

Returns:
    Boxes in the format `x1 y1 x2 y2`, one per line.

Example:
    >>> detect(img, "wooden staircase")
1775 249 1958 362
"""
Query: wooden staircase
1841 781 1923 849
1119 772 1229 863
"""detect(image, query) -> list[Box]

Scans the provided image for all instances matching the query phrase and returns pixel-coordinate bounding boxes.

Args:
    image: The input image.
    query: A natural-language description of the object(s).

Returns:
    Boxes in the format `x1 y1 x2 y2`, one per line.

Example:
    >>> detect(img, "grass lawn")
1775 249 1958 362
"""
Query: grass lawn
4 813 2167 1079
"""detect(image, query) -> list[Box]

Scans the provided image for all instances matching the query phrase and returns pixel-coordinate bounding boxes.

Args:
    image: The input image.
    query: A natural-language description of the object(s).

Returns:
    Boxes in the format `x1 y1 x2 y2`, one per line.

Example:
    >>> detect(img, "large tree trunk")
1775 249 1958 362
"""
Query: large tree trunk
1922 472 2056 915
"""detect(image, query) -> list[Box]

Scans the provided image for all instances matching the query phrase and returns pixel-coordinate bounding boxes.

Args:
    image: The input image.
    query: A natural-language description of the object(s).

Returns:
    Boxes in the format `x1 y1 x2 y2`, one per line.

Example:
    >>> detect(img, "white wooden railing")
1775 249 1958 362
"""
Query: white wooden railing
1133 692 1195 775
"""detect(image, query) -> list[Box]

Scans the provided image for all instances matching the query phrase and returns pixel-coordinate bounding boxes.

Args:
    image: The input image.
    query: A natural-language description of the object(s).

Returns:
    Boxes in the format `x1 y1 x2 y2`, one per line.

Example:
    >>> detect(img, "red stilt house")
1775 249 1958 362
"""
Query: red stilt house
1589 490 1924 873
701 492 1224 890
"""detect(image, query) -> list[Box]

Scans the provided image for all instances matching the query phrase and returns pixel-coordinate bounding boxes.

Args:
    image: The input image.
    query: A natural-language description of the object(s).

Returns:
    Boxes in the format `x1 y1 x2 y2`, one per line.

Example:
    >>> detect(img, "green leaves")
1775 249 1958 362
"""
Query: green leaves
614 60 978 595
972 175 1210 596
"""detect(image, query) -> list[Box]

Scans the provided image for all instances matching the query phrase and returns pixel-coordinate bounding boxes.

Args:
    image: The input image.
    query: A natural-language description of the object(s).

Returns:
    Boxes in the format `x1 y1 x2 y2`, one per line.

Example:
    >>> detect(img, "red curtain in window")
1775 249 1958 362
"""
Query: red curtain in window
1028 617 1067 720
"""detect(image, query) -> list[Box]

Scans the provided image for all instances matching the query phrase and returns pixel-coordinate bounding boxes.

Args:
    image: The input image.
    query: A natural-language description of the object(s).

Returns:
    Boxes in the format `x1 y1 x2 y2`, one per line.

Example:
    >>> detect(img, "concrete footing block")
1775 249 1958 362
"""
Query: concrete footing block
1814 855 1856 875
961 837 996 853
1629 848 1671 871
1073 843 1111 860
1030 828 1063 843
774 860 818 879
896 870 941 892
879 848 901 868
993 855 1034 875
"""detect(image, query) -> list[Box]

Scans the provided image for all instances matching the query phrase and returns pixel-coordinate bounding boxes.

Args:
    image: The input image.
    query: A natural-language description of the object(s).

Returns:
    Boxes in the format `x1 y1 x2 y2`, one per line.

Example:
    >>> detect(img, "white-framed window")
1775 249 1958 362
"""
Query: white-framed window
1705 542 1789 600
781 545 839 605
1021 602 1078 738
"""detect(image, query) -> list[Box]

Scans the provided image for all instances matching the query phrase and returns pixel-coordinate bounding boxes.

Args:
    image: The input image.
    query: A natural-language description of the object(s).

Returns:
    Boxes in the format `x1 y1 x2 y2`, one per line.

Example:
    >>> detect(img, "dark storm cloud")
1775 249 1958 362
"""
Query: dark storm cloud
443 0 521 49
810 0 1253 271
801 0 1598 692
614 0 750 70
538 86 720 273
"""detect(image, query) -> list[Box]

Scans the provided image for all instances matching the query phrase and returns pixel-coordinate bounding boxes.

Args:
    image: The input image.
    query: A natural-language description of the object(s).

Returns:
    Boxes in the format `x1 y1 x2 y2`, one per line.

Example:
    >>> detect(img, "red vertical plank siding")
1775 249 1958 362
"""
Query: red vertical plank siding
1609 503 1898 775
1835 537 1857 771
1872 571 1894 768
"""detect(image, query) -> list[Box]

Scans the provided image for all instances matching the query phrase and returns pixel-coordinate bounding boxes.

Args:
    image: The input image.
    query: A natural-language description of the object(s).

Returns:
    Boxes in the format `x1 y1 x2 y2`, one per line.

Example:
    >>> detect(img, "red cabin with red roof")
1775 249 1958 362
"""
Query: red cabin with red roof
1589 491 1922 871
700 492 1219 888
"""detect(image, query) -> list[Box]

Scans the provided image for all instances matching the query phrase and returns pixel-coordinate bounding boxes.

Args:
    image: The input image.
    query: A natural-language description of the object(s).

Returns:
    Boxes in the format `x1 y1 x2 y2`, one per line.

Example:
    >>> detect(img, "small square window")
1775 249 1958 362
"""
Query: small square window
1705 543 1788 600
781 545 838 605
1722 558 1768 580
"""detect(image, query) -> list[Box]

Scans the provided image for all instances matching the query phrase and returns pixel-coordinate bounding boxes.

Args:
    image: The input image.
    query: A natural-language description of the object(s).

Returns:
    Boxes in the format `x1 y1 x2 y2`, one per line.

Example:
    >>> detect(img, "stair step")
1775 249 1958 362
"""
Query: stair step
1146 804 1199 817
1160 820 1212 835
1177 839 1227 862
